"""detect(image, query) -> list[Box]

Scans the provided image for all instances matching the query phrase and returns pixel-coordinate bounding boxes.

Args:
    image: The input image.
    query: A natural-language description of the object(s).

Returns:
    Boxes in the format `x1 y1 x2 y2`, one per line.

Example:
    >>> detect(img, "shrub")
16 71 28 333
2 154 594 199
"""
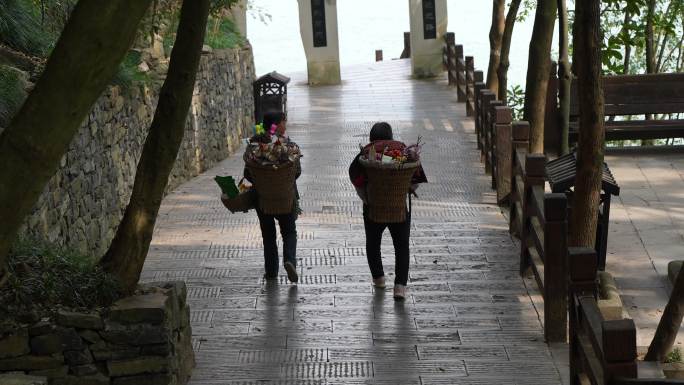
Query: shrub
0 237 122 322
0 64 28 127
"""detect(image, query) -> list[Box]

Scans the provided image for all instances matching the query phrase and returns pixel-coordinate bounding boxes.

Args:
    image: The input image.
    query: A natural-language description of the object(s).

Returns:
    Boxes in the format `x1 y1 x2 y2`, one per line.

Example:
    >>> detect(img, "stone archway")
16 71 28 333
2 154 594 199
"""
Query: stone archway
297 0 448 85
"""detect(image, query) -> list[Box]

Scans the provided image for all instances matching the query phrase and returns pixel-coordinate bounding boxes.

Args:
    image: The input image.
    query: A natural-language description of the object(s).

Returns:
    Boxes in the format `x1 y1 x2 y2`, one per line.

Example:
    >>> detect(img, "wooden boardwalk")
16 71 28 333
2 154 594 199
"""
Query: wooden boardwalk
142 59 567 384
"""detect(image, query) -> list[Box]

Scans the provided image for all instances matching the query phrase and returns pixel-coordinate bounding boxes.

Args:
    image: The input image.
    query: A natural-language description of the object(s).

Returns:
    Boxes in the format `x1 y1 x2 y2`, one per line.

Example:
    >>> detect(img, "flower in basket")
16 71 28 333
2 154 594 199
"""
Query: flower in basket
361 137 422 165
245 138 302 168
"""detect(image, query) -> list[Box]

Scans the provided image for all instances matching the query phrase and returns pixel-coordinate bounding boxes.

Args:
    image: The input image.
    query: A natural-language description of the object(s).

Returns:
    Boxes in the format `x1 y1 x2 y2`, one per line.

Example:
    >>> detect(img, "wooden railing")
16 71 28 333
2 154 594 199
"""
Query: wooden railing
440 33 684 382
442 32 466 102
515 152 569 342
509 122 531 237
568 247 678 385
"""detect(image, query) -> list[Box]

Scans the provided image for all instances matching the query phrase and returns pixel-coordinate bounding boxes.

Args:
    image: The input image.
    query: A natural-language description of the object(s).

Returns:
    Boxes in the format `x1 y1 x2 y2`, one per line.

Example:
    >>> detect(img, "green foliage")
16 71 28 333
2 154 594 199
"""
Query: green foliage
0 65 28 127
0 237 122 319
0 0 55 57
205 16 244 49
507 84 525 121
666 347 683 363
111 50 151 89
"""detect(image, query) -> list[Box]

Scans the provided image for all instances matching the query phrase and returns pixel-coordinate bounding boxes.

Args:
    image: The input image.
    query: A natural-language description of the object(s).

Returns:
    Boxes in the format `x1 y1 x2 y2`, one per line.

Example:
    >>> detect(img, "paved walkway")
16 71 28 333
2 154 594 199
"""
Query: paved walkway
605 147 684 349
142 59 567 384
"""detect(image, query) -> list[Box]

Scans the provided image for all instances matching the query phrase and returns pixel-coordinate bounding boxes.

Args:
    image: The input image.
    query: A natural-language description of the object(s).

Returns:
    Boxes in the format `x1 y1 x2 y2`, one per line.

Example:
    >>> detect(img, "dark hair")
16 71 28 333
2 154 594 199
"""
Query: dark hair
263 111 285 128
369 122 393 141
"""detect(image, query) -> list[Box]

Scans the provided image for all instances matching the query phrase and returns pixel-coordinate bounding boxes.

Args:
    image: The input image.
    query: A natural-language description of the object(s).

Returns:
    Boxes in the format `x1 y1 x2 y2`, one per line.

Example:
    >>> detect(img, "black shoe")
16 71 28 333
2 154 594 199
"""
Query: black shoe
284 261 298 283
263 273 278 281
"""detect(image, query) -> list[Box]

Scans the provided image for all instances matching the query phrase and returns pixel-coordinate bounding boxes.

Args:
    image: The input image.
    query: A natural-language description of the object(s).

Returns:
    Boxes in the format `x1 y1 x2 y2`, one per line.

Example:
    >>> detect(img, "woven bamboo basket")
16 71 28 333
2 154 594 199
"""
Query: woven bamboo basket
222 188 256 213
360 158 419 223
245 158 297 215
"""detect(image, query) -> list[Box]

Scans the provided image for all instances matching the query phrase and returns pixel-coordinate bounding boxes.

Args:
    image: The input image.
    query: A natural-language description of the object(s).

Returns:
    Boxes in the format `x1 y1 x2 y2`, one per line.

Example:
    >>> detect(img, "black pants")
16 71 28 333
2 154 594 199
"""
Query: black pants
256 209 297 277
363 209 411 286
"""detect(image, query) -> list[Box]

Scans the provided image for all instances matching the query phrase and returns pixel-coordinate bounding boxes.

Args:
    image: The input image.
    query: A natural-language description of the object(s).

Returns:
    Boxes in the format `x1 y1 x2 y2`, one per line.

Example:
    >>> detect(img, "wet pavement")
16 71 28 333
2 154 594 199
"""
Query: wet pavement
142 59 567 384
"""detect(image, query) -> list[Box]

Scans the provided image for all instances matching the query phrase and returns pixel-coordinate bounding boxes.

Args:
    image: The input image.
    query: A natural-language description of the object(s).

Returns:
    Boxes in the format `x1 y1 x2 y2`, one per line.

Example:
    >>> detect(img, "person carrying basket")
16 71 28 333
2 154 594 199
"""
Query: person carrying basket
222 111 301 283
348 122 427 300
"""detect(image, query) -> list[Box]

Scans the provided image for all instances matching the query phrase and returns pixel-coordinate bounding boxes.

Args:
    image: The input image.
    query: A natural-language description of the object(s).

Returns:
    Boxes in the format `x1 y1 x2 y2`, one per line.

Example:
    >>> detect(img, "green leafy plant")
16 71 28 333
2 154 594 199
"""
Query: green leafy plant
666 347 683 363
507 84 525 121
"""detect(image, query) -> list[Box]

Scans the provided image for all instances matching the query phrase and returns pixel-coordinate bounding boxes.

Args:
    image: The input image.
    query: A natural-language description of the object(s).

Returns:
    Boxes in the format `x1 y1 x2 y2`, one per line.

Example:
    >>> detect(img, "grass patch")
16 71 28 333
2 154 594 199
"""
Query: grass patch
0 64 28 127
0 237 123 322
0 0 55 57
205 16 244 50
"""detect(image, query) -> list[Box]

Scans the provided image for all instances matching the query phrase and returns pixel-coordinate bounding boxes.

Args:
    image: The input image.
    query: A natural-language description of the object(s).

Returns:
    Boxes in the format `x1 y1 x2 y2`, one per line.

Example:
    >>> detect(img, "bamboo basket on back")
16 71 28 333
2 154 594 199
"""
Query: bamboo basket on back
244 156 298 215
360 158 419 223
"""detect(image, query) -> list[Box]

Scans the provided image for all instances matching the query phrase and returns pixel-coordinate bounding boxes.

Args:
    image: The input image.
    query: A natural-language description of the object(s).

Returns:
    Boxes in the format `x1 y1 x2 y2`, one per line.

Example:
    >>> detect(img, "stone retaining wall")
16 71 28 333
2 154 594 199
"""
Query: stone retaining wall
20 46 255 256
0 282 193 385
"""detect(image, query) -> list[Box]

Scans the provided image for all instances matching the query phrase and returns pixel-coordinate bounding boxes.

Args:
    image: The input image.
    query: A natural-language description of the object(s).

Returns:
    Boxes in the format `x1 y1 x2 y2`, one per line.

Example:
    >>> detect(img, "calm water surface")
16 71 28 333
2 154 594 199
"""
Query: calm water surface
247 1 538 88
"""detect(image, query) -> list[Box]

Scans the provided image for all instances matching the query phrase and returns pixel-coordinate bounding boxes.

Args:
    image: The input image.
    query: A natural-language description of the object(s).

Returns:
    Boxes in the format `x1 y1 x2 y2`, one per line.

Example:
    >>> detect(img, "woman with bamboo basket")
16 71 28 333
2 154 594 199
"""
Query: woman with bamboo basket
223 111 301 283
349 122 427 300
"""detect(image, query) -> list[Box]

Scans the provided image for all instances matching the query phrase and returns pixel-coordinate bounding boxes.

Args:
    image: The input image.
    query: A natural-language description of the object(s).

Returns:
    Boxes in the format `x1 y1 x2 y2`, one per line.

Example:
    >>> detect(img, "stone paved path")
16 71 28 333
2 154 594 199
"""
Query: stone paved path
142 59 567 384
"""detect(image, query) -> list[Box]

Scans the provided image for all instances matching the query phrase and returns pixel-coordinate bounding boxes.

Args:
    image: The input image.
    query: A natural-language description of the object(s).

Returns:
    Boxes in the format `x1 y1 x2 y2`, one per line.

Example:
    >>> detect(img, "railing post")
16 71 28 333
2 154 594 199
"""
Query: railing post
568 247 598 385
455 45 465 102
445 32 456 85
465 57 475 116
375 50 383 62
494 106 513 202
544 193 568 343
520 153 546 276
509 121 530 237
400 32 411 59
475 87 491 151
602 319 638 382
486 100 504 178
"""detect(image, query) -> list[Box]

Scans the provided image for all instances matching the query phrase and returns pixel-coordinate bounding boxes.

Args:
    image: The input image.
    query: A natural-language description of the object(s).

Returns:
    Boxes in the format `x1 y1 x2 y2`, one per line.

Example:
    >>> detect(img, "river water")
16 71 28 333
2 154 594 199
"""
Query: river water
246 1 538 88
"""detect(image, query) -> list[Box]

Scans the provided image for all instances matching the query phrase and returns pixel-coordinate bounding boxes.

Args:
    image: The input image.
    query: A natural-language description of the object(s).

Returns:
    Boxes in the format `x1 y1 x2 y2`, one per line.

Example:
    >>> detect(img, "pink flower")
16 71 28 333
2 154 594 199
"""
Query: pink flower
269 124 278 135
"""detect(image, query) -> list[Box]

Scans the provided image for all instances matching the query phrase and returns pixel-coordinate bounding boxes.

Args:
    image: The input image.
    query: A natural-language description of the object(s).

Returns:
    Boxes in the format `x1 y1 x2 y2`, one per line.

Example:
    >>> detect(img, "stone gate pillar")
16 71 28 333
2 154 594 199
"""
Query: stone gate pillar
298 0 341 85
408 0 448 78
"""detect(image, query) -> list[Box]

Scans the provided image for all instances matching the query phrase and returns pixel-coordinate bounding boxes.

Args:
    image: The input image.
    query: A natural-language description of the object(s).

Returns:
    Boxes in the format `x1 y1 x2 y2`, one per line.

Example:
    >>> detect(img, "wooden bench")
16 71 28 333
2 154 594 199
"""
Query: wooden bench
547 73 684 150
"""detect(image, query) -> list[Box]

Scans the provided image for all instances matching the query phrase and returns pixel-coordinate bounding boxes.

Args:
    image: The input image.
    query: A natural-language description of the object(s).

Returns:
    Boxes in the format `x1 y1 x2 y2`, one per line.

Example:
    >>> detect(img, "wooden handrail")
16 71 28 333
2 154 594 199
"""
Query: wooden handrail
509 122 530 237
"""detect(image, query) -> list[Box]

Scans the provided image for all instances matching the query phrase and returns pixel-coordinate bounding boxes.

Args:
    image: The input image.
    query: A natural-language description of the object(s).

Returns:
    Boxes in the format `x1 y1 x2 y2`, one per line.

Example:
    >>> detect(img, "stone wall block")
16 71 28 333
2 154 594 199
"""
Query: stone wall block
107 356 170 377
56 310 103 330
30 365 69 378
100 323 168 346
0 328 30 358
30 328 82 355
108 293 170 325
0 355 64 371
112 373 176 385
0 373 48 385
63 348 93 366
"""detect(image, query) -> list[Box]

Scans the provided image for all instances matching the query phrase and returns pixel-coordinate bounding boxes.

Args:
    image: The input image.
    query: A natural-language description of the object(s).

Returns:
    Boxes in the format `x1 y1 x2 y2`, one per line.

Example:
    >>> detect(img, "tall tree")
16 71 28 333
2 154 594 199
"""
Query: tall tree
100 0 211 293
569 0 605 247
497 0 523 105
557 0 571 155
523 0 558 153
486 0 507 98
0 0 152 284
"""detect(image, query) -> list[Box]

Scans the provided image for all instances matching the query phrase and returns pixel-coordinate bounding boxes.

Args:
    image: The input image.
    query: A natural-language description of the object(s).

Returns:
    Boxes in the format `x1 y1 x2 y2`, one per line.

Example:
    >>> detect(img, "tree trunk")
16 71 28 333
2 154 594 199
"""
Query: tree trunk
643 0 656 144
622 7 632 75
486 0 506 98
557 0 571 155
646 263 684 362
100 0 210 293
523 0 558 153
569 0 604 248
497 0 522 105
0 0 151 283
